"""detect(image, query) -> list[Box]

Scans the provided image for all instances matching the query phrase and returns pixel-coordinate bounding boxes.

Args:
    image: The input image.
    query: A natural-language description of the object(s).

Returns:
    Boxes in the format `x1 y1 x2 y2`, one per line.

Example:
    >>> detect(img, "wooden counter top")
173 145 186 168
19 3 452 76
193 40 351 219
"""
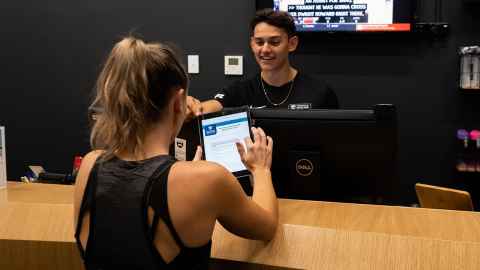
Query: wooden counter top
278 198 480 242
1 182 480 269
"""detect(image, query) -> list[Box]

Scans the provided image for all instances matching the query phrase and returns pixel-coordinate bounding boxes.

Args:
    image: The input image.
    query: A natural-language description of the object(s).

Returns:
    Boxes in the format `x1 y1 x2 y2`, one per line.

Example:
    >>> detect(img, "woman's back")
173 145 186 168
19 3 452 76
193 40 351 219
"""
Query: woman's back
75 155 211 269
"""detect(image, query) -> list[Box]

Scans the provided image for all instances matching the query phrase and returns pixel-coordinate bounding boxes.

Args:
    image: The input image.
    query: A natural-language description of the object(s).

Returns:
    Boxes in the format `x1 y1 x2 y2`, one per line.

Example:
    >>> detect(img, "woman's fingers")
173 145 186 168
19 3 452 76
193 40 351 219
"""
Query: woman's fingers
192 146 203 161
266 136 273 152
236 141 247 163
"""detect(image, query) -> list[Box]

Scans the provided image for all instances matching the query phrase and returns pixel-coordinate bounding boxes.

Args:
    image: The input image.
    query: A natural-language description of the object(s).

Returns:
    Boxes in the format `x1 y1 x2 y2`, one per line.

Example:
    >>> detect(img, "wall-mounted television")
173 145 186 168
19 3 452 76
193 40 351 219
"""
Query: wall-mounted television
256 0 415 33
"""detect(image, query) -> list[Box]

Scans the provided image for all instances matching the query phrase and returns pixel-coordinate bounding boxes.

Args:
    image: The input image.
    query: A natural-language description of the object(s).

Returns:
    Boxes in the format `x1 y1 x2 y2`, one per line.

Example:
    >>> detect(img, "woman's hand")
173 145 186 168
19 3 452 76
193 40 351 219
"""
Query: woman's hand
192 146 203 161
236 127 273 173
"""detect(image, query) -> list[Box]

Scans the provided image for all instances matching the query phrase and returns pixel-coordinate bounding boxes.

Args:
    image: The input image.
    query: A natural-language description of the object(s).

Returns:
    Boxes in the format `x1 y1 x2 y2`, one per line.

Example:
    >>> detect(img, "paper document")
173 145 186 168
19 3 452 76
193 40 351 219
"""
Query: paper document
0 127 6 188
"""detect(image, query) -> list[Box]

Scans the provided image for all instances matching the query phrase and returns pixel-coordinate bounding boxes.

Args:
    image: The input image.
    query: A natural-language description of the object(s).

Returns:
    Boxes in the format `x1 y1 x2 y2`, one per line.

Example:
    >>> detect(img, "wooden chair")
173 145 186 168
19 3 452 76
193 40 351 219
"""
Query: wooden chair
415 183 474 211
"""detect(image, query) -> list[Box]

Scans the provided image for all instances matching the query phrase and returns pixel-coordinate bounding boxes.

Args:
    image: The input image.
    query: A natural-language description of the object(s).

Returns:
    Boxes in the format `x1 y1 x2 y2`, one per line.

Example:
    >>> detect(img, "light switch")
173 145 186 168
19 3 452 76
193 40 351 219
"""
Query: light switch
188 55 199 74
225 55 243 75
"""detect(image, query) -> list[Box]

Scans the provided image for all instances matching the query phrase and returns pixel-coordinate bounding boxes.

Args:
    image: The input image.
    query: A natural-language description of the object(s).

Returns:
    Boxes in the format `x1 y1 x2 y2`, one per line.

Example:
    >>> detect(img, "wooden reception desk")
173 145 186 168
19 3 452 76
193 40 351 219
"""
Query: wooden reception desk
1 182 480 270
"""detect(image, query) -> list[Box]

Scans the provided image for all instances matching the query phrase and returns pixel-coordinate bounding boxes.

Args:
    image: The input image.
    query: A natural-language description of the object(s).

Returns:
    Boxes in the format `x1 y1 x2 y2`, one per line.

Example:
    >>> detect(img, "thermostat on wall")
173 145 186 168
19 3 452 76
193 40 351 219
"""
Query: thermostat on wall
225 55 243 75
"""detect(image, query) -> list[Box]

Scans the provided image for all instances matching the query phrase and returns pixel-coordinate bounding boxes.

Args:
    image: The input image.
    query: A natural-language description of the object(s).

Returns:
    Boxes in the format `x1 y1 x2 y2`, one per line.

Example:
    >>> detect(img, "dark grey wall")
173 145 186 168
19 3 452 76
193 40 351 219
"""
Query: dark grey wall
1 1 479 205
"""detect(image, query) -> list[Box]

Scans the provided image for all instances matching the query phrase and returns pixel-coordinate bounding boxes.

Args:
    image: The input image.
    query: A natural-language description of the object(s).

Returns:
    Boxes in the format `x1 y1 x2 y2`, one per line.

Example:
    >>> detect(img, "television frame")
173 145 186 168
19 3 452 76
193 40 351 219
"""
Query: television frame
255 0 416 34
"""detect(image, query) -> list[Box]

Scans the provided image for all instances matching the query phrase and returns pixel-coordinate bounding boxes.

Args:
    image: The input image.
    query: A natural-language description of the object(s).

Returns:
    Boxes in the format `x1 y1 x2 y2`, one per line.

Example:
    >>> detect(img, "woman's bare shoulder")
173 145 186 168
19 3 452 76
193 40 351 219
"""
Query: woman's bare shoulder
83 150 104 164
171 160 230 184
74 150 104 193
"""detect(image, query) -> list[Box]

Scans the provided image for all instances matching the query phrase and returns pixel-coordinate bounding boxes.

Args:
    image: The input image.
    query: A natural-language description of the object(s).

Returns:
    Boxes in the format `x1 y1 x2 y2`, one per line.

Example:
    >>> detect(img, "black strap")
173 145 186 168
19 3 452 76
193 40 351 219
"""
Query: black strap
144 157 186 249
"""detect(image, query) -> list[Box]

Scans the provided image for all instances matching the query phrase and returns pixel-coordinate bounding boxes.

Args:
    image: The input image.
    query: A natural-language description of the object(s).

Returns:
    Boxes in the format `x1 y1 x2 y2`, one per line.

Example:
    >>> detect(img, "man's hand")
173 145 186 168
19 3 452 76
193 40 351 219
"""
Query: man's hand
186 96 203 121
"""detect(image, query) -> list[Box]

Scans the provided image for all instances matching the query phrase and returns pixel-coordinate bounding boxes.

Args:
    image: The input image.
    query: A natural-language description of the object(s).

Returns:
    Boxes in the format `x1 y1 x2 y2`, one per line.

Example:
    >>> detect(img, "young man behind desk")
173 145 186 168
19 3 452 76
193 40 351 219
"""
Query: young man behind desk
186 9 339 117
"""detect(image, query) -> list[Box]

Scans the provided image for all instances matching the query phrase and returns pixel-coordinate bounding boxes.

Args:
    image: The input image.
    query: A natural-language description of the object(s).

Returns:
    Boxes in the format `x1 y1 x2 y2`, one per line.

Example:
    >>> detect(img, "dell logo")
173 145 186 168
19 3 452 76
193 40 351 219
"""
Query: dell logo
296 159 314 176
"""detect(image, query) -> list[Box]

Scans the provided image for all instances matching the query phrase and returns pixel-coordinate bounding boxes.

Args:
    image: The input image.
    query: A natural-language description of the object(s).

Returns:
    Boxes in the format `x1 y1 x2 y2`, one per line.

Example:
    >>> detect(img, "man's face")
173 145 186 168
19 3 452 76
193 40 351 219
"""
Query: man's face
250 22 298 72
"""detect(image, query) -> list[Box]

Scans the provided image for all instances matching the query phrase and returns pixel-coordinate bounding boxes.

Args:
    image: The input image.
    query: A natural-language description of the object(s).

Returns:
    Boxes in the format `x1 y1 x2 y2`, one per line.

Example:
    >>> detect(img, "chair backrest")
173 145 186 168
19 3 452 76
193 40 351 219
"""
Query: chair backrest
415 183 474 211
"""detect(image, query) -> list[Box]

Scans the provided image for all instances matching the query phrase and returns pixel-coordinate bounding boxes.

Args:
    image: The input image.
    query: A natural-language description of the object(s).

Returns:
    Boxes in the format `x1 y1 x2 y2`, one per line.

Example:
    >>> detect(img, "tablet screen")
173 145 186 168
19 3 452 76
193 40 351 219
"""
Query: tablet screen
200 110 251 176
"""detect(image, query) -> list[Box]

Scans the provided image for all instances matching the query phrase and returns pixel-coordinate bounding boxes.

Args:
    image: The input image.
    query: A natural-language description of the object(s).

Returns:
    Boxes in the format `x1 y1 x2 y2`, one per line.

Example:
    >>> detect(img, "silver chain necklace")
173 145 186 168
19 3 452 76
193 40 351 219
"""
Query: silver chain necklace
259 76 295 107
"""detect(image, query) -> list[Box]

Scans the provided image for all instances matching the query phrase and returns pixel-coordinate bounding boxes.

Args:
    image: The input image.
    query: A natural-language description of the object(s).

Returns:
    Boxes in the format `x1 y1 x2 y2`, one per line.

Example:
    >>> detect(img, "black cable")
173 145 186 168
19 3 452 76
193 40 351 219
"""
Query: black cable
432 0 435 21
439 0 443 22
434 0 442 22
415 0 423 21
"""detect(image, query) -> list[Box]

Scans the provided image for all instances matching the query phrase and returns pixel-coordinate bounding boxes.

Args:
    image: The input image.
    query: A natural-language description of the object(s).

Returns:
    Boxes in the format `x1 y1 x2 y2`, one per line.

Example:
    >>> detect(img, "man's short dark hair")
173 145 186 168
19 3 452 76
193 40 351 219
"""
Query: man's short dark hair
250 9 297 37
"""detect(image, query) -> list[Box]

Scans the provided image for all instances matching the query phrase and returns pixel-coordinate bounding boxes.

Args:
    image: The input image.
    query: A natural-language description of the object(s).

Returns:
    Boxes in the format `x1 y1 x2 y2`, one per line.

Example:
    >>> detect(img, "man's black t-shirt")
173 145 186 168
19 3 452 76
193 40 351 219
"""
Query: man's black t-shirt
214 72 339 109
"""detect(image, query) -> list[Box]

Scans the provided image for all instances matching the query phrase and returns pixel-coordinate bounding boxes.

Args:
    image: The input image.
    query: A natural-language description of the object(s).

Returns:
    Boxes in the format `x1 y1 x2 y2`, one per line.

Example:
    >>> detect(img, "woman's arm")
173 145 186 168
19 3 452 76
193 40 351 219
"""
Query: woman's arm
211 127 278 241
73 151 103 231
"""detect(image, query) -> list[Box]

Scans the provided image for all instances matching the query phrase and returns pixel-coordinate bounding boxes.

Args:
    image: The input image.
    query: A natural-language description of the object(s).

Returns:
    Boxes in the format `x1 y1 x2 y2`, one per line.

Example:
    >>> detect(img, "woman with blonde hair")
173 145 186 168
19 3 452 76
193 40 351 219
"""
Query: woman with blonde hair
73 37 278 269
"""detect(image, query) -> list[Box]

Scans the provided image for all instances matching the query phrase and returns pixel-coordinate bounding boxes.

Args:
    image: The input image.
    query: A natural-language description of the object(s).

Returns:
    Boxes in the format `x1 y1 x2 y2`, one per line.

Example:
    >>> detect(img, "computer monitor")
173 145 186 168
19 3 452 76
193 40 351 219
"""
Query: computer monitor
174 104 398 203
251 104 398 203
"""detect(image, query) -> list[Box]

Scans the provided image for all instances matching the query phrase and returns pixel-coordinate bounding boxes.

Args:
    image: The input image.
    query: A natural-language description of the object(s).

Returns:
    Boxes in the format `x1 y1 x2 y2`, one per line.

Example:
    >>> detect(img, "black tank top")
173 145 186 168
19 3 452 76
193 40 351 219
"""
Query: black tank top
75 155 211 270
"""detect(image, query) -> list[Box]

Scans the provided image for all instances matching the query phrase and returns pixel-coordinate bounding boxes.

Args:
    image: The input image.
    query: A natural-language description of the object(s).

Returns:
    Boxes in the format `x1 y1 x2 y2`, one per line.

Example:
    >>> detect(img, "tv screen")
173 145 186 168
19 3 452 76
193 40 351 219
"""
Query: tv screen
257 0 414 32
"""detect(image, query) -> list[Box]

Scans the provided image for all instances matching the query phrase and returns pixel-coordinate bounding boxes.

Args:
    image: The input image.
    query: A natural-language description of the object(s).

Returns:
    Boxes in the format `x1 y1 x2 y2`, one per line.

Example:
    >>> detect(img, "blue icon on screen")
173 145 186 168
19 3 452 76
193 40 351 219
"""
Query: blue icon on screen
204 125 217 136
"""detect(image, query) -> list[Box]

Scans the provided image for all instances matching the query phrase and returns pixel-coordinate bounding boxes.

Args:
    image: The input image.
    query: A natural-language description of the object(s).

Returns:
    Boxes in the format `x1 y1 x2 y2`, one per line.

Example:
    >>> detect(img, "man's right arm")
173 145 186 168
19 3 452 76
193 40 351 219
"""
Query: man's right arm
201 99 223 114
186 80 247 119
186 97 223 120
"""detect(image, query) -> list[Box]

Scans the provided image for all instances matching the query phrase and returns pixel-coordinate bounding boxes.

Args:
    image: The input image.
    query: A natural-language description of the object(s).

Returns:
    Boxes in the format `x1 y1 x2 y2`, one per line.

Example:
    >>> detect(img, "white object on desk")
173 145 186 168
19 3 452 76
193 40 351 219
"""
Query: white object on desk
0 126 6 188
174 137 187 161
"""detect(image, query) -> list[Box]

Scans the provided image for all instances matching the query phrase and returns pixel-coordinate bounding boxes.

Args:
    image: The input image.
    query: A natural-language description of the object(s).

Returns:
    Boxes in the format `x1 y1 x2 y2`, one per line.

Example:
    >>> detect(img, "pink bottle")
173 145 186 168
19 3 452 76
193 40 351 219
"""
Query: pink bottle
470 130 480 172
470 130 480 148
